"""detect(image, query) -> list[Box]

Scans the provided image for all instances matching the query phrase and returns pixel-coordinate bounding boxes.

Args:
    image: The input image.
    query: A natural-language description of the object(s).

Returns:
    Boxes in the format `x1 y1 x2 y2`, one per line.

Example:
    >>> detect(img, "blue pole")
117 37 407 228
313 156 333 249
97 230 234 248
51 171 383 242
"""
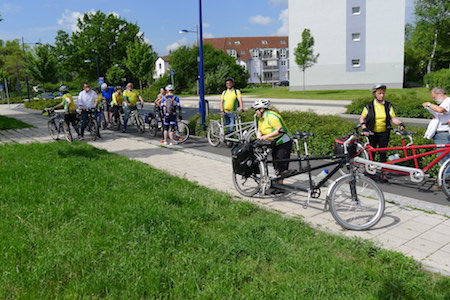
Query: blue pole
198 0 206 130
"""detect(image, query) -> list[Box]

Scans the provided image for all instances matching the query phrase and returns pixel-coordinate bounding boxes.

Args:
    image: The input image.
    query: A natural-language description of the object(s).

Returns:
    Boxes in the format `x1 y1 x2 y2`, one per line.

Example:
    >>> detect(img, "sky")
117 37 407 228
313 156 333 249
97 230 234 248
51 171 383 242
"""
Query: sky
1 0 415 56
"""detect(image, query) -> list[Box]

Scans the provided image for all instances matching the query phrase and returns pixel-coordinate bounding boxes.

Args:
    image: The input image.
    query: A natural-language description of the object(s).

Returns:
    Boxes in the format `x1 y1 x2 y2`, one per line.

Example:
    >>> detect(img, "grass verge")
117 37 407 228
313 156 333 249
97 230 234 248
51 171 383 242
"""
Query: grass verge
0 115 33 130
1 142 449 298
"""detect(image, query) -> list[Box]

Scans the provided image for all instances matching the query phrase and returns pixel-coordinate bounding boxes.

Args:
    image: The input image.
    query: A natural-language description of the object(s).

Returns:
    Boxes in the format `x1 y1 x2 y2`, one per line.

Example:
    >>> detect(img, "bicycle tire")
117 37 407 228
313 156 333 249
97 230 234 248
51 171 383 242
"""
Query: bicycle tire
439 159 450 199
89 119 99 141
244 128 257 143
207 121 222 147
338 143 369 175
329 174 385 230
174 121 189 144
148 118 158 137
48 120 59 140
101 112 108 130
62 122 73 142
111 115 121 131
136 115 145 133
232 161 266 197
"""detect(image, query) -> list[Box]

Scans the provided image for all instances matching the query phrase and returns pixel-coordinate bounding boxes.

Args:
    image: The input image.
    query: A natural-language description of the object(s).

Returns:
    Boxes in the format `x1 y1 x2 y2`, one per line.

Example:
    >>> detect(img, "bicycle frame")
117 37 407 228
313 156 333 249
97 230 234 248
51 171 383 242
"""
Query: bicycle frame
219 113 256 143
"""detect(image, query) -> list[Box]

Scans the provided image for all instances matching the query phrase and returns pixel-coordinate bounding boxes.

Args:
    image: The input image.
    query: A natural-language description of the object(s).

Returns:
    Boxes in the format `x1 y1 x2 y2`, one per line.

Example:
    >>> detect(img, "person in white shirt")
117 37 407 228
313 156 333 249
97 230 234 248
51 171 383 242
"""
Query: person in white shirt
422 87 450 161
77 82 98 140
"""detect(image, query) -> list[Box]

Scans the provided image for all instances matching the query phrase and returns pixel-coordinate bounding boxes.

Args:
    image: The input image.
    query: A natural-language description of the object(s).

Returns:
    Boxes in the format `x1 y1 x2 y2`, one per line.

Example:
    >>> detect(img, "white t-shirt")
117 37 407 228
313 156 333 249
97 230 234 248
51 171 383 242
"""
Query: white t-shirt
77 89 97 109
436 97 450 132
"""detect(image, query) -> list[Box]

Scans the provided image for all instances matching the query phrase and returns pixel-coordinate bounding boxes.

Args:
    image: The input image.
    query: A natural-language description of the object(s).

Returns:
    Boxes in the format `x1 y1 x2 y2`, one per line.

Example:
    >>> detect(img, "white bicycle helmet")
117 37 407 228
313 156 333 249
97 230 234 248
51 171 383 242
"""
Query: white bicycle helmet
101 83 108 90
371 83 387 92
165 84 174 91
252 99 271 109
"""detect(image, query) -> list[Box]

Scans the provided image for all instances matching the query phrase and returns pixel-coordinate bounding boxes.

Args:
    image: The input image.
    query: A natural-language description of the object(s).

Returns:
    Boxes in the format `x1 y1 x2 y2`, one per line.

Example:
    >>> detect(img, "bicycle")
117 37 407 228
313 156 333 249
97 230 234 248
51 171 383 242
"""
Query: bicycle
125 104 145 133
346 125 450 198
110 105 124 131
96 101 108 130
79 108 100 141
207 112 256 147
232 129 385 230
43 108 73 142
147 111 190 144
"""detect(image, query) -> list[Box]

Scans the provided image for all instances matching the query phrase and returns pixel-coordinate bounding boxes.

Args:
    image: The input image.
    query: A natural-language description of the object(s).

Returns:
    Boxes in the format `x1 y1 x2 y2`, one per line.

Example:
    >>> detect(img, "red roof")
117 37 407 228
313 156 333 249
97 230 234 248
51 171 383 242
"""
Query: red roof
204 36 289 61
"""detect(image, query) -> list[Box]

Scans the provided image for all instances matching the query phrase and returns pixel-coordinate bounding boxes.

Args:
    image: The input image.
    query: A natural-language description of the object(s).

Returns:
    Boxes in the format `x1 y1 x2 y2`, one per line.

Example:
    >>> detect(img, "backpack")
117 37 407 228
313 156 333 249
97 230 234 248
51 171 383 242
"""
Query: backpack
231 143 259 177
163 95 177 115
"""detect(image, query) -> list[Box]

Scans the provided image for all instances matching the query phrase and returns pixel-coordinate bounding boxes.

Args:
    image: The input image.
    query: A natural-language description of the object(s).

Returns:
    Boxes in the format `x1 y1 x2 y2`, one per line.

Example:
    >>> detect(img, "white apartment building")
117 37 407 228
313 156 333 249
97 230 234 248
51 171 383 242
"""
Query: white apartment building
289 0 405 91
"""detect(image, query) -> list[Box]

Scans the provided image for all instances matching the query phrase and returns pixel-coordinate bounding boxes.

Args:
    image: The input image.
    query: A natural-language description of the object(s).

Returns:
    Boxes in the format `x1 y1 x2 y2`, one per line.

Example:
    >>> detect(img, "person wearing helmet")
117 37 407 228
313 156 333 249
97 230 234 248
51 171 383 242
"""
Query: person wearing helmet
161 84 181 145
220 77 244 133
122 82 145 133
253 99 292 182
101 83 114 125
51 85 79 137
360 84 405 180
111 86 124 127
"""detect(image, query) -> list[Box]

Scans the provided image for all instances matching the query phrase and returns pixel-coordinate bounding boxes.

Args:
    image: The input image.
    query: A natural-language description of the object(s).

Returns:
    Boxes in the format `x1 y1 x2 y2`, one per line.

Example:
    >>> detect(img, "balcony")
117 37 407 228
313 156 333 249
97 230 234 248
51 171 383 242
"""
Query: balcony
262 65 279 71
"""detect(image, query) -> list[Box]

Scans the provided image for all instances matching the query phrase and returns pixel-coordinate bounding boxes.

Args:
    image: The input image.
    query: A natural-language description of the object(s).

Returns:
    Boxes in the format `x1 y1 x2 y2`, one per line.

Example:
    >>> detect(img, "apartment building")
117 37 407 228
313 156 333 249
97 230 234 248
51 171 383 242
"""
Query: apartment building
205 36 289 85
289 0 405 90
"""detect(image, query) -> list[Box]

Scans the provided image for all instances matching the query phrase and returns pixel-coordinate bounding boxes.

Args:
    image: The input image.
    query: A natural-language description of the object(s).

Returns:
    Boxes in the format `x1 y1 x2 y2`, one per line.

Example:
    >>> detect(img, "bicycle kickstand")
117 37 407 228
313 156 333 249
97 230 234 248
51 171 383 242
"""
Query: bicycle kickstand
304 189 312 209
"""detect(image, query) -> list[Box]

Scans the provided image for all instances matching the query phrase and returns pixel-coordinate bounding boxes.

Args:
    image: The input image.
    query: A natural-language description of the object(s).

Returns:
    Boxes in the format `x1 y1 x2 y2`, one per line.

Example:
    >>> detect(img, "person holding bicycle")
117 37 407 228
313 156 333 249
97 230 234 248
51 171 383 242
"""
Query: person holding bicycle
111 86 124 123
101 83 114 125
220 77 244 133
51 85 79 137
253 99 292 184
122 82 144 133
161 84 182 145
154 87 166 121
77 82 98 140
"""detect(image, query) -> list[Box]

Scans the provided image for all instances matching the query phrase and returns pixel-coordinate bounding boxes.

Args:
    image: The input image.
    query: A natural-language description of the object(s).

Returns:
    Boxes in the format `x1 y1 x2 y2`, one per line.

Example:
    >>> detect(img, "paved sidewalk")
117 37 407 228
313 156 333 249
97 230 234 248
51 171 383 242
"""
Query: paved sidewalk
1 104 450 276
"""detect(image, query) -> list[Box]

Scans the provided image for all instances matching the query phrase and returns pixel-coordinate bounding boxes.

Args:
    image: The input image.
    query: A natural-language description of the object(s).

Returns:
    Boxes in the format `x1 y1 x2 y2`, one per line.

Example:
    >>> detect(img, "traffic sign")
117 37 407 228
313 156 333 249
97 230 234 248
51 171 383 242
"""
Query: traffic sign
170 70 175 76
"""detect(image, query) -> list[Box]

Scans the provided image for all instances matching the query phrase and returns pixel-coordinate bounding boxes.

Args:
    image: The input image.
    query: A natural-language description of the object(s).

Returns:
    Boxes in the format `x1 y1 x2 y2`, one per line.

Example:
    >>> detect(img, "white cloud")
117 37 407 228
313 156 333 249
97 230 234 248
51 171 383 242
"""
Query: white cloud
249 15 273 25
122 8 132 14
276 8 289 35
0 3 23 14
269 0 288 6
166 38 188 52
57 9 83 32
203 23 210 28
203 33 214 38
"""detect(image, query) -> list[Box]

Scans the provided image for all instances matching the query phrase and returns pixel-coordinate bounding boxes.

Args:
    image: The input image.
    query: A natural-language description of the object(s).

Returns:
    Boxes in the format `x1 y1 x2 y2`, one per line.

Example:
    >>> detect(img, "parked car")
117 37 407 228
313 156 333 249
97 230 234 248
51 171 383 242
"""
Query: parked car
40 92 55 100
278 81 289 87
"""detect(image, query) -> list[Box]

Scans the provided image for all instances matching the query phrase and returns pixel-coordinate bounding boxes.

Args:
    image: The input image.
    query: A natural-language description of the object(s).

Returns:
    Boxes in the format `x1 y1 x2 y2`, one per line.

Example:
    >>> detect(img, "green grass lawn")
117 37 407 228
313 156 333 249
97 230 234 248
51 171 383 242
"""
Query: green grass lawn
1 142 449 298
241 86 431 101
0 115 33 130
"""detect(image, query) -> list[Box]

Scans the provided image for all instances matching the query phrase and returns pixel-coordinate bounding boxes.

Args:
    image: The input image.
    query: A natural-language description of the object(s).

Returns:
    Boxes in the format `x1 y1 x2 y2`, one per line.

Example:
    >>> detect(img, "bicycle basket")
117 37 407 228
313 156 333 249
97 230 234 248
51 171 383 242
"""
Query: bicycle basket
334 136 357 157
231 143 259 177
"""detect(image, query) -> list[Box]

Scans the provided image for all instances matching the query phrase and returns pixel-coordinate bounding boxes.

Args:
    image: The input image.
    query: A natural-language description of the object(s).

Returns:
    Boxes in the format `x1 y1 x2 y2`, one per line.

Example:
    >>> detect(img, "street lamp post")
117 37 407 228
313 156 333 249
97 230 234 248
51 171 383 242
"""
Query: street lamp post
179 25 200 95
21 37 42 100
198 0 206 130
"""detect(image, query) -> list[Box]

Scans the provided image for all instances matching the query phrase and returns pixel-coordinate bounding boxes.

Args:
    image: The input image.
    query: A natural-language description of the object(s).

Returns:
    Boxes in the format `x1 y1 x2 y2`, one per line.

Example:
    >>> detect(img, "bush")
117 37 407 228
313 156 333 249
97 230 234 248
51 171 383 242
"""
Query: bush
144 75 172 102
345 91 430 119
424 69 450 92
24 99 61 111
0 97 24 104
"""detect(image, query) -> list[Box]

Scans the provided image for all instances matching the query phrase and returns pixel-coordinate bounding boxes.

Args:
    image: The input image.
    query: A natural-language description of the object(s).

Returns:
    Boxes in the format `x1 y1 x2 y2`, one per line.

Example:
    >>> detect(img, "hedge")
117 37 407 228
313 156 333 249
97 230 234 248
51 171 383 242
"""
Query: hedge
424 69 450 92
24 99 61 111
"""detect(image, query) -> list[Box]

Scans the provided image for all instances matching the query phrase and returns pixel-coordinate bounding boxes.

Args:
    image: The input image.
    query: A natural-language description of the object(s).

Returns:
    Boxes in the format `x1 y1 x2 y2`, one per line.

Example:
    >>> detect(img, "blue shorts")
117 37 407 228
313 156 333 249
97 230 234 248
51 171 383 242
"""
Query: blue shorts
164 115 177 126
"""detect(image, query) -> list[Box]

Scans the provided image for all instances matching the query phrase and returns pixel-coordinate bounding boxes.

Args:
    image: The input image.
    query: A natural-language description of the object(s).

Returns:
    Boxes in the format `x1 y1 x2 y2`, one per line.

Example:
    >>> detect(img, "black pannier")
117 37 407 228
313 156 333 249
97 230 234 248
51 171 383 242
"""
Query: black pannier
231 143 259 177
333 136 357 157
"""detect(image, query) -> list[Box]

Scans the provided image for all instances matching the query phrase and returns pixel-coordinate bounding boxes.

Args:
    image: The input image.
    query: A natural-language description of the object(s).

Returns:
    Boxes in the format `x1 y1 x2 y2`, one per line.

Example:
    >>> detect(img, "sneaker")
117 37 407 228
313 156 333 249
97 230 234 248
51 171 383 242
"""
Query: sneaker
431 184 441 191
163 140 168 145
78 136 84 141
169 141 174 146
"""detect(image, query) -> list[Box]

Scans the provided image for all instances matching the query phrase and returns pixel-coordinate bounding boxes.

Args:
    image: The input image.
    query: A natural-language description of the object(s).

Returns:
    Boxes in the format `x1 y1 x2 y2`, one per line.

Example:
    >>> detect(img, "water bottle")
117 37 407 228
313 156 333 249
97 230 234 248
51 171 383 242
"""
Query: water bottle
388 154 400 161
314 169 329 186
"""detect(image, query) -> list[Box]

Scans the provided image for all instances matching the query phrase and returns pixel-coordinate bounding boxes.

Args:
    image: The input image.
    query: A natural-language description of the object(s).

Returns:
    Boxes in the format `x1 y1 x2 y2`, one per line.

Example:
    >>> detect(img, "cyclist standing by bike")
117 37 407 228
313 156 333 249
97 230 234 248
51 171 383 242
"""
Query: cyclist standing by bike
101 83 114 125
161 84 181 145
111 86 124 125
154 87 166 121
220 77 244 133
122 82 144 133
51 85 79 137
253 99 292 183
77 82 98 140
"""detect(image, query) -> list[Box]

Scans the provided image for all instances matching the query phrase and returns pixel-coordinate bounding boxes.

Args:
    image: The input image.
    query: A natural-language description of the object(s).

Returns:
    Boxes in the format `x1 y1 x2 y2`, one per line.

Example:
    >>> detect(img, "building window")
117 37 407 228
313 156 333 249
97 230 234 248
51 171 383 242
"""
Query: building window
352 6 361 15
279 48 287 58
227 49 237 57
234 41 241 45
262 50 273 57
280 40 286 44
159 63 162 69
281 60 287 66
261 40 268 45
227 41 232 45
352 33 361 41
253 72 258 78
240 50 245 54
352 59 361 68
251 49 259 58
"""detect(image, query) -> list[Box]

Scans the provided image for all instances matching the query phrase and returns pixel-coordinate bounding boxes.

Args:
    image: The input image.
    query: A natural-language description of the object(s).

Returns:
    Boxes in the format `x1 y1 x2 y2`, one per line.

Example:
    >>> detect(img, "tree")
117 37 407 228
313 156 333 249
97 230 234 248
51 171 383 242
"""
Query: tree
24 44 58 90
415 0 450 74
106 65 126 86
0 40 25 94
124 40 156 91
294 28 319 91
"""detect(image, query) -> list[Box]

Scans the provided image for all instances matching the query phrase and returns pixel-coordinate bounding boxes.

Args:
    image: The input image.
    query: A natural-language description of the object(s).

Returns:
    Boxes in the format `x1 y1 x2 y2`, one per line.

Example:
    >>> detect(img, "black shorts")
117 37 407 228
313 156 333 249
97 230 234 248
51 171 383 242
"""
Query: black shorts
105 102 111 112
272 140 293 174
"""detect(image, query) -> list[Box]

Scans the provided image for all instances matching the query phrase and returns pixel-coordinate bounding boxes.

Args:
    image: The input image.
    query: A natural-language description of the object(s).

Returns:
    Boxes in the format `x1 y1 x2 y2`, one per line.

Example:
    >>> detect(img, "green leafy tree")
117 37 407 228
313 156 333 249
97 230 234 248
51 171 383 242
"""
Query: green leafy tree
0 69 10 81
294 28 319 91
124 40 156 92
106 65 126 86
24 44 58 90
0 40 25 94
204 63 233 94
415 0 450 74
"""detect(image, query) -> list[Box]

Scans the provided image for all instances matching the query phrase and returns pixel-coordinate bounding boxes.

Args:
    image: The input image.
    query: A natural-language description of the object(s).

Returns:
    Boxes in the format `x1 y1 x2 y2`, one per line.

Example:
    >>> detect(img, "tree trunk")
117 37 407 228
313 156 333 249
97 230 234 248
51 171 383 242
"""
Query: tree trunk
302 69 306 92
139 79 143 93
427 29 438 74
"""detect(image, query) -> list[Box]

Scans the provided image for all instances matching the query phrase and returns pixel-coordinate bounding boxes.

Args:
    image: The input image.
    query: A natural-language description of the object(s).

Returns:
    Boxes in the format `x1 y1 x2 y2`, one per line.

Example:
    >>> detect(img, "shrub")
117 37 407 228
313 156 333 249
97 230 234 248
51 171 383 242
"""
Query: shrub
0 97 24 104
424 69 450 92
345 91 430 119
24 99 61 111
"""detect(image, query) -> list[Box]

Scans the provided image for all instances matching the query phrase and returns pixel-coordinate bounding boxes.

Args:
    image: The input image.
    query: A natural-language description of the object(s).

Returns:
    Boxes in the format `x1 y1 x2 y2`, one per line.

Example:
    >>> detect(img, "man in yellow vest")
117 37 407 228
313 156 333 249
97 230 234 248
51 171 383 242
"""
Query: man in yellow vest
122 82 145 133
220 77 244 133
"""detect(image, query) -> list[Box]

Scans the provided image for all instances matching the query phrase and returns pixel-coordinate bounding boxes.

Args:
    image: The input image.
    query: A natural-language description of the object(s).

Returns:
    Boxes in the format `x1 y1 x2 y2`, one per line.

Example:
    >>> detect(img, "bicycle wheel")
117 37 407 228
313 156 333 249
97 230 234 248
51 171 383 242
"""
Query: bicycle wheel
329 174 385 230
338 143 369 175
111 115 120 131
89 119 99 141
174 122 189 144
136 115 145 133
62 122 72 142
439 159 450 199
48 120 59 140
232 161 265 197
148 118 158 137
207 121 222 147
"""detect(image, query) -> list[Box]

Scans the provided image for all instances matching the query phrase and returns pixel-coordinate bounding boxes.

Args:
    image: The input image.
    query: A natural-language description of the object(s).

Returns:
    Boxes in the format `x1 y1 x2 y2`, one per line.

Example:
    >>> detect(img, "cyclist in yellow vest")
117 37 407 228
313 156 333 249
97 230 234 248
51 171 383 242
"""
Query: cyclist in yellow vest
111 86 124 123
52 85 79 137
122 82 145 133
220 77 244 133
253 99 292 184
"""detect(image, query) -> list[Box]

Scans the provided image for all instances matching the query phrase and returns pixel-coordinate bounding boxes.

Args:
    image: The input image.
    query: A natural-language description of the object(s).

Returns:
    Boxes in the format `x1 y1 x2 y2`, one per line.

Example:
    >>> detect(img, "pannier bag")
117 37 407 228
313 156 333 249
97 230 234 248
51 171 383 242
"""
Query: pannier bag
333 136 357 157
231 143 259 177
